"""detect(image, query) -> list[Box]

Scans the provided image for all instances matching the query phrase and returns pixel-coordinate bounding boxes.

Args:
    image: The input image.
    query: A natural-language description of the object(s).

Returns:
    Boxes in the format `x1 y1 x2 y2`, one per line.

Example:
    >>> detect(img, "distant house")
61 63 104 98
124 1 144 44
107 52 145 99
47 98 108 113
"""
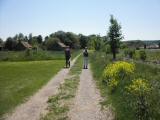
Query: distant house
15 41 32 51
0 43 3 51
147 44 159 49
51 41 66 51
57 42 66 48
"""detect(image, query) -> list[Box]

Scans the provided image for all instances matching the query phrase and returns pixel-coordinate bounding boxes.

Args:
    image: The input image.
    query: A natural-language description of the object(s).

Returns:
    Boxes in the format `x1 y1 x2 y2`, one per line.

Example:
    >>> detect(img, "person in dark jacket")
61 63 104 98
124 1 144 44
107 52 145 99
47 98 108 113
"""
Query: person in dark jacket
65 46 71 68
83 47 89 69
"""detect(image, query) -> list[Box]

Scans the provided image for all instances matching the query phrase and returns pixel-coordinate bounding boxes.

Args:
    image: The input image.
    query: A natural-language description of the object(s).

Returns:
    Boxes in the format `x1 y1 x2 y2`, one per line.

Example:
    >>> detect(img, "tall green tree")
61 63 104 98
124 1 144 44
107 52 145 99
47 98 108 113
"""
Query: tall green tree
79 34 88 49
107 15 123 60
4 37 17 50
28 33 33 44
37 35 43 44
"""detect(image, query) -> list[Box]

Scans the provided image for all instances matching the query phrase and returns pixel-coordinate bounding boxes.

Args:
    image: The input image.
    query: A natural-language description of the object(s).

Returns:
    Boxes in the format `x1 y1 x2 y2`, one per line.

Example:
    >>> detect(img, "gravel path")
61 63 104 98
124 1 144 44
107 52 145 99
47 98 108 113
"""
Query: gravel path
69 65 113 120
5 55 80 120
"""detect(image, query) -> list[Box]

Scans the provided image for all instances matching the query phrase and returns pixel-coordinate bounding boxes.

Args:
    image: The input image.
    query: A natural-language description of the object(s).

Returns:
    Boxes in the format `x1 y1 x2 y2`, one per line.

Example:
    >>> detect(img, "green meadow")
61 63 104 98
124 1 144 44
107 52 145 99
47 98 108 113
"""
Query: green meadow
0 60 64 117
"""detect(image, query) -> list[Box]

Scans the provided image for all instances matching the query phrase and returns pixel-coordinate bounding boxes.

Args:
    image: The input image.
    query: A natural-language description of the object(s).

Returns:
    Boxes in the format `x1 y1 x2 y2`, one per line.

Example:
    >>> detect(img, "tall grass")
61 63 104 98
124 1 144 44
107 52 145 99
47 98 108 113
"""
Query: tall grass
0 50 80 61
90 51 160 120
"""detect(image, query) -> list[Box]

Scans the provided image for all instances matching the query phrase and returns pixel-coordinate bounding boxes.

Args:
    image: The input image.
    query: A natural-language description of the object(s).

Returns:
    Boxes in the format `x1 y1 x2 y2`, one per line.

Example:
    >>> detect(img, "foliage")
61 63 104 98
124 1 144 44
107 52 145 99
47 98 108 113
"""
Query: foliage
145 49 160 62
139 50 147 61
50 31 80 49
107 15 123 60
126 78 151 96
4 37 17 50
124 48 135 59
90 51 160 120
126 78 151 120
45 37 61 50
79 34 88 49
103 61 135 91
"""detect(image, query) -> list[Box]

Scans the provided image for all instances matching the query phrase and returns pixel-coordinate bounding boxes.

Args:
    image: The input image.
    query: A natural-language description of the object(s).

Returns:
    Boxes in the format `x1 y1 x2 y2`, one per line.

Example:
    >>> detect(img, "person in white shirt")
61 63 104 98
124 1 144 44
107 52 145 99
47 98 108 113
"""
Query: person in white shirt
83 47 89 69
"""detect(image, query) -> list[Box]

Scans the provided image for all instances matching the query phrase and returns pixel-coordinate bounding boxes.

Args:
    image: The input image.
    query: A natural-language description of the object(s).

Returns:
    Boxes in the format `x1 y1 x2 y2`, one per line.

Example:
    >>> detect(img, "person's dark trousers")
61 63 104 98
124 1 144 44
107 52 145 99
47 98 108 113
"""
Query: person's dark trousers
65 57 70 68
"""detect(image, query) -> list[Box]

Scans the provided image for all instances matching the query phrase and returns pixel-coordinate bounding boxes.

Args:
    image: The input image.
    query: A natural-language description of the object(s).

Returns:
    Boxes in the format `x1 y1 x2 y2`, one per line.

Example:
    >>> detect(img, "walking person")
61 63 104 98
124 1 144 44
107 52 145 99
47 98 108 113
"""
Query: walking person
65 46 71 68
83 47 89 69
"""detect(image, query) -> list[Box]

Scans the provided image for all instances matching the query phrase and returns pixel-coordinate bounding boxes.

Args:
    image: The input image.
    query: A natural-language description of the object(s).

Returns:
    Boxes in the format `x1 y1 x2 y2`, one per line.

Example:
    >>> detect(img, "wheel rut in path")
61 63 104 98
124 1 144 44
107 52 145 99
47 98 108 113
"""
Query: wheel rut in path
69 65 113 120
5 55 80 120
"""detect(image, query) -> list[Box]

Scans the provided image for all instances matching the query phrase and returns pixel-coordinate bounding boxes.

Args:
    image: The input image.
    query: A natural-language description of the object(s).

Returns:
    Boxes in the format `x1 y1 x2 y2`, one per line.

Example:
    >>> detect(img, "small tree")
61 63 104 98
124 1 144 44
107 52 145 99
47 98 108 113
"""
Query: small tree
107 15 123 60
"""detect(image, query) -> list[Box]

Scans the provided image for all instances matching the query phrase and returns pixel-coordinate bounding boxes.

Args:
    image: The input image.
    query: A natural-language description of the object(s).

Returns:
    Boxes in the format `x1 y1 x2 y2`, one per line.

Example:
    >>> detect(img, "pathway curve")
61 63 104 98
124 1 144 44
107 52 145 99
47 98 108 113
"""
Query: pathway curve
69 65 113 120
5 55 80 120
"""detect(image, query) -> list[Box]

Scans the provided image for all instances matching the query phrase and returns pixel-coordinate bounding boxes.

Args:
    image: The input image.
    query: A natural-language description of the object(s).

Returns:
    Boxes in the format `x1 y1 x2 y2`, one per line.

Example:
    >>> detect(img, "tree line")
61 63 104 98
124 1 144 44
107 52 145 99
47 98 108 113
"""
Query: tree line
0 15 125 60
0 31 108 51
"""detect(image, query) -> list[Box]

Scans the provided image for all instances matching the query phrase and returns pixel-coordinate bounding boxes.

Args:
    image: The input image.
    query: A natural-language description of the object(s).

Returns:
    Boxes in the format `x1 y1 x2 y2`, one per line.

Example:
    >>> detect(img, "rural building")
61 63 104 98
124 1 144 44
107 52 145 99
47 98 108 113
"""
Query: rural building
52 41 66 51
0 43 3 51
15 41 32 51
147 44 159 49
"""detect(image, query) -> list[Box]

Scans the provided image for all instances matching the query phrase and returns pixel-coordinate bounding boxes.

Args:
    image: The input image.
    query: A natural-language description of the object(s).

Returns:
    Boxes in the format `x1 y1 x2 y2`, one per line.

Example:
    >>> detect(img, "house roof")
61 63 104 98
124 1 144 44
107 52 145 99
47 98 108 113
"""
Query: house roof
21 41 32 48
57 42 66 48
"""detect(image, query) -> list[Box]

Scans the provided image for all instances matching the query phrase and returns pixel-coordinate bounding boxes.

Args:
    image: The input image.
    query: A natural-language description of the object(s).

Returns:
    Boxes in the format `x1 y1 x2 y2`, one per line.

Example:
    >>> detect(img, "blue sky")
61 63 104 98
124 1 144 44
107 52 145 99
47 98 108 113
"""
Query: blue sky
0 0 160 40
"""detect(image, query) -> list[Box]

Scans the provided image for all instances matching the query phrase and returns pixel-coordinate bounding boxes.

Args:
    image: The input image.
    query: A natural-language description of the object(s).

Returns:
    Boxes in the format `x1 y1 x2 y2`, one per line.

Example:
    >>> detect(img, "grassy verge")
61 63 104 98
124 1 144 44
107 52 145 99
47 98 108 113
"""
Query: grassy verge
0 50 80 61
90 51 160 120
0 60 64 118
41 55 82 120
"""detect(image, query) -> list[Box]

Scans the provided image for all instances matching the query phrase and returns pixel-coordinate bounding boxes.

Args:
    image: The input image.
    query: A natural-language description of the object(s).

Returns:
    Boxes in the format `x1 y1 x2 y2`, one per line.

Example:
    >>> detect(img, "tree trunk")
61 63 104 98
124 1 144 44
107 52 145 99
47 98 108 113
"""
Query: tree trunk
112 48 116 60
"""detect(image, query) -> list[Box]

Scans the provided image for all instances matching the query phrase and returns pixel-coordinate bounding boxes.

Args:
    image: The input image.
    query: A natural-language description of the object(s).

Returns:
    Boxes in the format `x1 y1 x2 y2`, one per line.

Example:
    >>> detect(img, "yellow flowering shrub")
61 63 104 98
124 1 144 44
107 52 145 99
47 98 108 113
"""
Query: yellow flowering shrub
108 79 119 91
126 78 151 120
126 78 151 96
103 61 135 79
103 61 135 91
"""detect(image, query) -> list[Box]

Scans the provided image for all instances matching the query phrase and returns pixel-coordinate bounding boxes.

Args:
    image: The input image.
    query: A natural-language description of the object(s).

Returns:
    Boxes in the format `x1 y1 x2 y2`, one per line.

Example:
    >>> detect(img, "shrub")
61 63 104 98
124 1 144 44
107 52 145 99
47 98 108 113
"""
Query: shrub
126 78 151 120
103 61 135 91
139 50 147 61
124 49 135 59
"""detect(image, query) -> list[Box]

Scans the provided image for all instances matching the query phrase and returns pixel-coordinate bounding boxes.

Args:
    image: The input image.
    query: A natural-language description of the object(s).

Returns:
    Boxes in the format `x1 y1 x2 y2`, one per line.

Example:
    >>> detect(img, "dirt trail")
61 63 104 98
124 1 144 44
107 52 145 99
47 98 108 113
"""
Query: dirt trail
69 65 114 120
5 55 80 120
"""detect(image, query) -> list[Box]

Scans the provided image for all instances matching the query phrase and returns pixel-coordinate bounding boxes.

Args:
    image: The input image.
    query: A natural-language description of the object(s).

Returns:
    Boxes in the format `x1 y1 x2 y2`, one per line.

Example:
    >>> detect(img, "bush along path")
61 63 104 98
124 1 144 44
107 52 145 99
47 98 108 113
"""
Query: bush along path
40 55 82 120
69 65 114 120
5 54 80 120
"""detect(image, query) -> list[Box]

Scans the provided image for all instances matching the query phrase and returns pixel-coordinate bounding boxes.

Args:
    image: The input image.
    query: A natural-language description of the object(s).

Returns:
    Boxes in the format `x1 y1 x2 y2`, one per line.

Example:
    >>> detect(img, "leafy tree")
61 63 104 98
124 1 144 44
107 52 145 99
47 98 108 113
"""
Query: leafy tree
79 34 88 48
45 37 61 50
37 35 43 44
28 33 33 44
87 35 96 49
93 35 102 51
107 15 123 60
66 32 79 48
4 37 17 50
51 31 67 44
18 33 24 41
158 42 160 49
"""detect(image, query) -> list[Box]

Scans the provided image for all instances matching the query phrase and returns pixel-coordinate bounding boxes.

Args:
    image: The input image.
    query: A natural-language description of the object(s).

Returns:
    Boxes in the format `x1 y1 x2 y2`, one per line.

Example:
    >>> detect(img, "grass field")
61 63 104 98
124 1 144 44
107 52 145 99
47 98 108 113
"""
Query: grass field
0 50 80 118
145 49 160 61
90 51 160 120
0 60 65 117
